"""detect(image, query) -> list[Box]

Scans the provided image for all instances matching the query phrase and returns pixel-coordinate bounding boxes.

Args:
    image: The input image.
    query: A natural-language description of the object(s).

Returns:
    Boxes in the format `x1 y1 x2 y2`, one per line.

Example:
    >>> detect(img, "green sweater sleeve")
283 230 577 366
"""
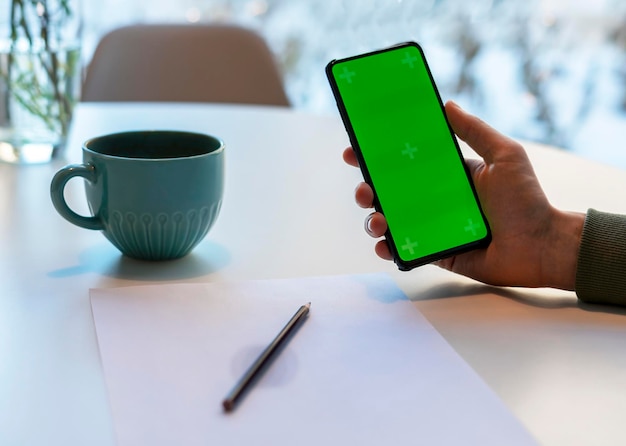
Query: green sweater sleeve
576 208 626 306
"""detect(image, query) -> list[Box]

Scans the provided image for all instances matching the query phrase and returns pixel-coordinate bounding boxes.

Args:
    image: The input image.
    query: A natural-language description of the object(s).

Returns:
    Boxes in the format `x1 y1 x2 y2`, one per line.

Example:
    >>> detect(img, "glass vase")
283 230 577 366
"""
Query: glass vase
0 0 82 164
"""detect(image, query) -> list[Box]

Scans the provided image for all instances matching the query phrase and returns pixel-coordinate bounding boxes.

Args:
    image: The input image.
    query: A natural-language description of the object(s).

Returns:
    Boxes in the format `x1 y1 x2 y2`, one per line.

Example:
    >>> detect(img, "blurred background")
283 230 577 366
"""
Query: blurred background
82 0 626 168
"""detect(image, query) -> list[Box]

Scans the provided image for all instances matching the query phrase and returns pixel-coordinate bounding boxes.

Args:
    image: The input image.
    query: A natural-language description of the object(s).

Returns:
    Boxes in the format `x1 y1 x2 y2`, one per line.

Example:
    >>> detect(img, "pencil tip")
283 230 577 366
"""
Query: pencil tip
222 400 233 412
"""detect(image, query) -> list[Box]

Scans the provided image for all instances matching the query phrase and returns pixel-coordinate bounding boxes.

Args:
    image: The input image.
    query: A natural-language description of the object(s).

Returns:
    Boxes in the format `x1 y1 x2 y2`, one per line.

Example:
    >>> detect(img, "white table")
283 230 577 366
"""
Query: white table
1 103 626 446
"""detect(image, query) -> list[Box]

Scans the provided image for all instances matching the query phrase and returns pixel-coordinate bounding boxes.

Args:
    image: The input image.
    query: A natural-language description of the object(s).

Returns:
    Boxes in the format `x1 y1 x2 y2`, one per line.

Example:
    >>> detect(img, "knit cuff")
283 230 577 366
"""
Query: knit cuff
575 209 626 306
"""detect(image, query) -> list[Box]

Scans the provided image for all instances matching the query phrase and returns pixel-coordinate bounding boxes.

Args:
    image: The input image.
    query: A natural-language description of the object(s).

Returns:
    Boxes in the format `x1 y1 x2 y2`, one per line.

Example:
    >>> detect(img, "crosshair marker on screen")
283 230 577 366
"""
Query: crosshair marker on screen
402 142 418 159
401 51 418 68
464 219 482 236
401 237 419 255
339 66 356 84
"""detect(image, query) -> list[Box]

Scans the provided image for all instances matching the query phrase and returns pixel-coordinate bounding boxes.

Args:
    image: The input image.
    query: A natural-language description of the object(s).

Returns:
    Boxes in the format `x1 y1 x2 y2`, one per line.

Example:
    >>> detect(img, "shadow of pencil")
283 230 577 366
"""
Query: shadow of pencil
223 313 308 413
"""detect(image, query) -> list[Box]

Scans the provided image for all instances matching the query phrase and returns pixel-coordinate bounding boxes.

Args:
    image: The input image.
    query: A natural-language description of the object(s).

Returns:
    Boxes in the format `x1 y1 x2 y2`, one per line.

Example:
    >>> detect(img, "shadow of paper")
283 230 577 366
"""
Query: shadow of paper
410 281 578 309
48 239 231 281
411 280 626 316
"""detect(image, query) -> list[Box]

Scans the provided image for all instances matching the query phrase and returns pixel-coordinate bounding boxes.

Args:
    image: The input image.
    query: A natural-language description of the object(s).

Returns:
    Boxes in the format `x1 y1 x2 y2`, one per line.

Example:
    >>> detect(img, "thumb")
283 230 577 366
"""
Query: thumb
445 101 516 164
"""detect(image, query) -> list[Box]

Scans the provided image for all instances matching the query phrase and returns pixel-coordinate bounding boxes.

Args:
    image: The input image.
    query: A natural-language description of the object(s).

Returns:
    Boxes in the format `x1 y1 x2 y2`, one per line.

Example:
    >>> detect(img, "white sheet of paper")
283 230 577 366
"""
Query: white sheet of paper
90 274 537 445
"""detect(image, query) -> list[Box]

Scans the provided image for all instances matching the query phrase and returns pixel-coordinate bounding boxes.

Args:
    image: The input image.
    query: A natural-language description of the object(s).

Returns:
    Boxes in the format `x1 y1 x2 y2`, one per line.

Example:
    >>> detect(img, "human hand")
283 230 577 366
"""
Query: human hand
343 101 585 290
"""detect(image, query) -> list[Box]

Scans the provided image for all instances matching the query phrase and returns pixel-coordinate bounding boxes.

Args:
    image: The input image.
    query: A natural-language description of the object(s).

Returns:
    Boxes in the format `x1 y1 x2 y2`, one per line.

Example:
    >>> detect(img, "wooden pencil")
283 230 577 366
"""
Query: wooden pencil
222 302 311 412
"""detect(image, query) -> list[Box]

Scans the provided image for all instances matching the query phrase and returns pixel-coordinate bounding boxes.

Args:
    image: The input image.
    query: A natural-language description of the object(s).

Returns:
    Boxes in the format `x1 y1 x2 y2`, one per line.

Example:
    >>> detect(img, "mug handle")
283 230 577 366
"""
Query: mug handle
50 164 104 231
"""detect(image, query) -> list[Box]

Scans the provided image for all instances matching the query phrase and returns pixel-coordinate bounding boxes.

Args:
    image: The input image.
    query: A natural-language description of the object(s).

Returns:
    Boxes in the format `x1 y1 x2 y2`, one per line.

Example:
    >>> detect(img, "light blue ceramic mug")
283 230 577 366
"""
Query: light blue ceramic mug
50 130 224 260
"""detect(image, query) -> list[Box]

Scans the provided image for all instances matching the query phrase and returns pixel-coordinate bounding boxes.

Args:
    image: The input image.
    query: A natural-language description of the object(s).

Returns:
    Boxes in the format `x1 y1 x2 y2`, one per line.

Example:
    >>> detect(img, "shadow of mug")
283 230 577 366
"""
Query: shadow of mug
50 130 224 260
47 239 232 281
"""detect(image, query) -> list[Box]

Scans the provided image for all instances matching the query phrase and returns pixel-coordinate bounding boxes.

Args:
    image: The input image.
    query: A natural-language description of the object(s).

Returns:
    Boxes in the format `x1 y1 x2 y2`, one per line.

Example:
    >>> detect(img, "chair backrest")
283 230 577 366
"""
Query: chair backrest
82 24 290 106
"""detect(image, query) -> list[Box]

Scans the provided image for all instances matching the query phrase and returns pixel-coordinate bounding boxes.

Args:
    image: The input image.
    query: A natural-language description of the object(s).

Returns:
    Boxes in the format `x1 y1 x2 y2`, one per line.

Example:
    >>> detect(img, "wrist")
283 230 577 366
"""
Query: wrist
541 210 585 290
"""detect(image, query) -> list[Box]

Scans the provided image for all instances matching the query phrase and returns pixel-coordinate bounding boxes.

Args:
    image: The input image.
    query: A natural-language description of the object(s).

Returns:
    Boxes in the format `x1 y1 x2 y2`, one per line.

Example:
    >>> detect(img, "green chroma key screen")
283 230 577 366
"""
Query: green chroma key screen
328 42 489 268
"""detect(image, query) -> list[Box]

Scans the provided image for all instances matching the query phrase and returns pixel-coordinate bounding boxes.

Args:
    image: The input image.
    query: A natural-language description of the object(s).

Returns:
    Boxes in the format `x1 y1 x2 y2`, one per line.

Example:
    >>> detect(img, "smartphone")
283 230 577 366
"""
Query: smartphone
326 42 491 271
